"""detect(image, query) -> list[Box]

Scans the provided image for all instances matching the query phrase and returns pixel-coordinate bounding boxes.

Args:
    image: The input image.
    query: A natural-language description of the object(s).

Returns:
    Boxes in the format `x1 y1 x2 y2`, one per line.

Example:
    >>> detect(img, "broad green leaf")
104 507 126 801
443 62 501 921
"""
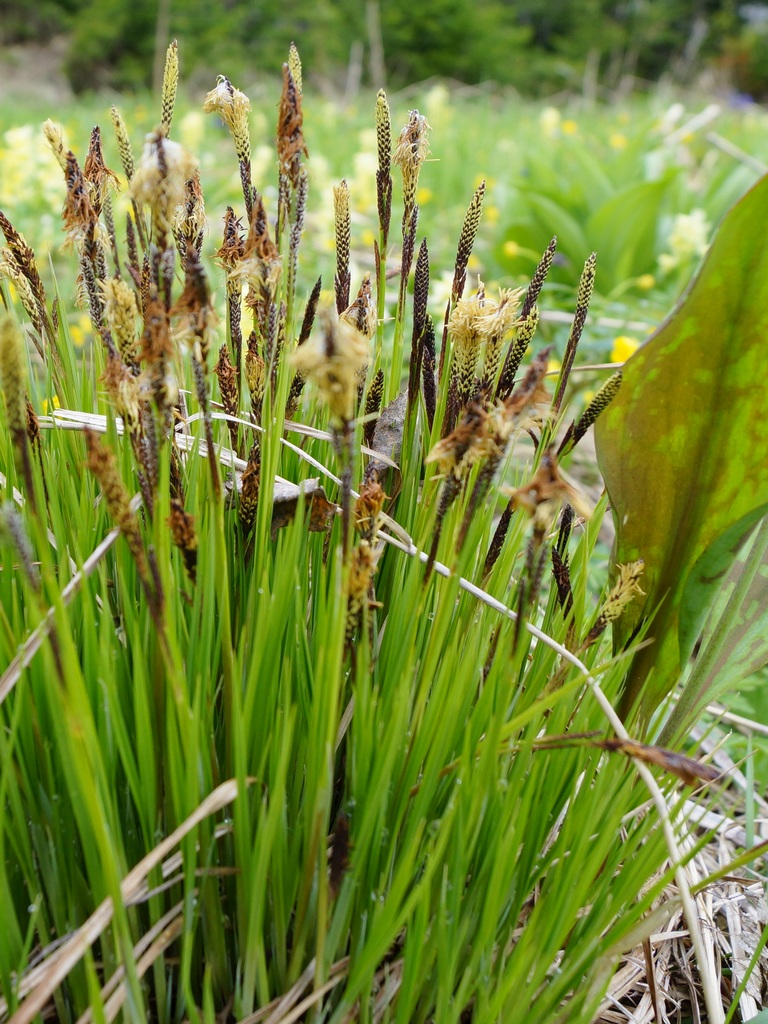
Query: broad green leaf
594 173 768 724
662 515 768 741
519 190 589 268
587 178 671 289
678 508 768 667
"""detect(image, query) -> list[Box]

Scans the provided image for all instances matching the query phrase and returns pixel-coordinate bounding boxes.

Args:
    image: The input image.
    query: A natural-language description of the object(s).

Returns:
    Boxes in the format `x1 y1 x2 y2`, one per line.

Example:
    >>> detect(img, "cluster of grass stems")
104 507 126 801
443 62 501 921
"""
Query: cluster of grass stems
0 42 751 1024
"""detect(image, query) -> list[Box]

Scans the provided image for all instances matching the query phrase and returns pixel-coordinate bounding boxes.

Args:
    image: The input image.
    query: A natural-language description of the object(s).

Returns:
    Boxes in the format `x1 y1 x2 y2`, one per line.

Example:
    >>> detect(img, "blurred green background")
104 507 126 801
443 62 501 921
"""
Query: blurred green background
1 0 768 98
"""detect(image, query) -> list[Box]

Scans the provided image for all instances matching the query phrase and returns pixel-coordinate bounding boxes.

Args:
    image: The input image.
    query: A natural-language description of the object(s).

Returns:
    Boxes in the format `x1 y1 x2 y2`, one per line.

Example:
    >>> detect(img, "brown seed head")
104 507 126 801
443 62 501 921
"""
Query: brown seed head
340 272 377 340
83 126 119 215
355 479 386 540
216 207 246 270
503 450 591 524
214 344 239 417
169 498 197 582
239 438 261 531
62 151 97 246
277 63 308 188
426 402 491 480
171 244 218 361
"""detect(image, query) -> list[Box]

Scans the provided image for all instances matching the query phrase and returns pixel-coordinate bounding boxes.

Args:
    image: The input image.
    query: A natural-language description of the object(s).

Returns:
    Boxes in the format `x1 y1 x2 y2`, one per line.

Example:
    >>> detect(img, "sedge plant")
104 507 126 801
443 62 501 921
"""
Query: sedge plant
0 42 747 1024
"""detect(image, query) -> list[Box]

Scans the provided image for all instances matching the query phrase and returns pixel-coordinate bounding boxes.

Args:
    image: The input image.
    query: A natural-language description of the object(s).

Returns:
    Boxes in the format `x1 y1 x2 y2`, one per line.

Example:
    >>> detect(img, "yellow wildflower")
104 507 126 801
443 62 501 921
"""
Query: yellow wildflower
611 336 640 363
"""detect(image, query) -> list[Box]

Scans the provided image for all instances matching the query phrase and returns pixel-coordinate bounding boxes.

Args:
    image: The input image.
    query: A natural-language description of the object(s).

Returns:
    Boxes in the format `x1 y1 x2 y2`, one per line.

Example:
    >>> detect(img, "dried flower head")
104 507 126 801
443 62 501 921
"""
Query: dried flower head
216 207 246 270
355 479 386 541
203 76 252 165
62 151 97 247
290 309 368 425
169 498 197 582
426 402 491 480
171 244 218 362
392 110 431 175
173 172 206 254
233 194 282 300
130 132 197 246
340 273 377 340
503 451 591 529
277 63 308 187
346 538 377 644
83 126 119 215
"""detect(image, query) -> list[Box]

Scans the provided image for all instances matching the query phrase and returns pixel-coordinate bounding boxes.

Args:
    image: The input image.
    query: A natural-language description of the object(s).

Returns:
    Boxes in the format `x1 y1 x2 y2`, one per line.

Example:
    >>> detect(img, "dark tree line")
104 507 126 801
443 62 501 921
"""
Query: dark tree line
0 0 763 96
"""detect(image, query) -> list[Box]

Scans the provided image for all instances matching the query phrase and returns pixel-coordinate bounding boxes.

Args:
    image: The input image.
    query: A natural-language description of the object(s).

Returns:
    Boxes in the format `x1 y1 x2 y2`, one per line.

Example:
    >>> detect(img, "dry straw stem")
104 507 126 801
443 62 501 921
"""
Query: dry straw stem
4 779 246 1024
75 902 186 1024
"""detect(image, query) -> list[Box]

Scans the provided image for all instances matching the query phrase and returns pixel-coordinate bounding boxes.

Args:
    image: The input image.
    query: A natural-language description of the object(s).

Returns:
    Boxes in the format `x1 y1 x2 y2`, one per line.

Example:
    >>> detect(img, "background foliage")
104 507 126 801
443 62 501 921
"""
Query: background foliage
2 0 768 96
